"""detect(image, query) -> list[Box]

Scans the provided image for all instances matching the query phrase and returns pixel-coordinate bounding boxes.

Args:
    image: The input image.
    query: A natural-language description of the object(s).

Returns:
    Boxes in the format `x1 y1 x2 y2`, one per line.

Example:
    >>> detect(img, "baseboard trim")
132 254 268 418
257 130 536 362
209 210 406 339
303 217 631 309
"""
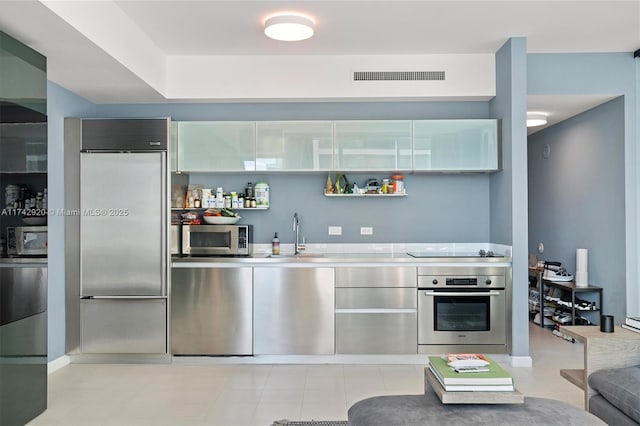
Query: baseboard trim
48 355 71 374
46 353 534 368
510 355 533 367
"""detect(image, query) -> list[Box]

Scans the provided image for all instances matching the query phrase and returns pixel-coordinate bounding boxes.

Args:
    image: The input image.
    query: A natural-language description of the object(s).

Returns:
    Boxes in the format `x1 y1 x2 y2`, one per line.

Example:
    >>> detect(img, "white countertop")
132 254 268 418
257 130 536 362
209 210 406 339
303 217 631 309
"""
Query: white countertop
172 243 512 268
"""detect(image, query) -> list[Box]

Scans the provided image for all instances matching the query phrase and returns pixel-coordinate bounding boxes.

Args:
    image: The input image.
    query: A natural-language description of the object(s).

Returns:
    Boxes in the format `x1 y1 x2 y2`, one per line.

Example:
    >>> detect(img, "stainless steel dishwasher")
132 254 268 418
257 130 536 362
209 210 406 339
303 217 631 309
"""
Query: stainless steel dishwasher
335 267 417 354
171 267 252 355
253 267 335 355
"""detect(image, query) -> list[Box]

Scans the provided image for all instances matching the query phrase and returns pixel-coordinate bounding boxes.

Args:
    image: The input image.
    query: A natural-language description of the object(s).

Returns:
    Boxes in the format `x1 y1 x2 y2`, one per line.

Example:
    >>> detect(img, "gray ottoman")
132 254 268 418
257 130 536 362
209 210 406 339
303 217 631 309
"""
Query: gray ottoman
348 390 606 425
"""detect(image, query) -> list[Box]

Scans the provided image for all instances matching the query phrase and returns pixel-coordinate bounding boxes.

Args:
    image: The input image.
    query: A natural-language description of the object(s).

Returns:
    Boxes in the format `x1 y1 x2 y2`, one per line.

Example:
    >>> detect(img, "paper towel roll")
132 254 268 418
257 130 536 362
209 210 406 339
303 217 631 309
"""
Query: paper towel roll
575 271 588 288
576 248 588 287
576 248 588 272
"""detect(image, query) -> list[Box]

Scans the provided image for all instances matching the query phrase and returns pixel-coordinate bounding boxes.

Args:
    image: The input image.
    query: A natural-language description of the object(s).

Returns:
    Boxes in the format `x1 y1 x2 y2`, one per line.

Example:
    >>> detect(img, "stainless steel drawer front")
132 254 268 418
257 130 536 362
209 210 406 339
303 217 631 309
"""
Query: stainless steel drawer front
335 267 417 287
80 299 167 354
335 287 416 309
336 312 417 354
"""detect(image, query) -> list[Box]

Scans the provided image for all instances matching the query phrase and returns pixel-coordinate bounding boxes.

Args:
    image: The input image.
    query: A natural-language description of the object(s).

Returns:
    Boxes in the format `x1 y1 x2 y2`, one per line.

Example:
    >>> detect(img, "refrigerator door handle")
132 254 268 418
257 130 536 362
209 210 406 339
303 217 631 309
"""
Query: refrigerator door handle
160 152 167 296
81 296 168 300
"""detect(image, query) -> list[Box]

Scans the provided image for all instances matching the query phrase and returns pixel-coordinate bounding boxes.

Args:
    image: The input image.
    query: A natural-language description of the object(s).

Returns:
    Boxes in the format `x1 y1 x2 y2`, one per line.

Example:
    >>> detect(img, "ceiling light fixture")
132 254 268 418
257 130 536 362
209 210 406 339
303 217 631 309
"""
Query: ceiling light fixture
264 13 315 41
527 113 548 127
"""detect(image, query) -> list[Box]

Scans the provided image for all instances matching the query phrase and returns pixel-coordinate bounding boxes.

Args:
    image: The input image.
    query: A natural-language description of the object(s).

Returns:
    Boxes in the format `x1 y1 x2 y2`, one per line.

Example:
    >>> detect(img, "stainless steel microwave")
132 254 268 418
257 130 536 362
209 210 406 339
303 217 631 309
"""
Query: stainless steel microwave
181 224 252 256
7 226 48 257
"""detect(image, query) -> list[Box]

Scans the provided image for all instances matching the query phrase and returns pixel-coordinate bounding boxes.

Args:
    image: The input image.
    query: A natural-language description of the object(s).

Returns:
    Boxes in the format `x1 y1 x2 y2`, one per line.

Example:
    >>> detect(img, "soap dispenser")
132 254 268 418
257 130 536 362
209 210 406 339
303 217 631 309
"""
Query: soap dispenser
272 232 280 255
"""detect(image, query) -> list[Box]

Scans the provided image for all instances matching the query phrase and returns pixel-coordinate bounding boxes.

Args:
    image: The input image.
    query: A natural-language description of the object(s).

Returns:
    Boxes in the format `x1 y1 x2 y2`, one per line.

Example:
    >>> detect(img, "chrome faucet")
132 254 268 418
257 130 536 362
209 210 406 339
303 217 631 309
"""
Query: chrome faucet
293 212 305 255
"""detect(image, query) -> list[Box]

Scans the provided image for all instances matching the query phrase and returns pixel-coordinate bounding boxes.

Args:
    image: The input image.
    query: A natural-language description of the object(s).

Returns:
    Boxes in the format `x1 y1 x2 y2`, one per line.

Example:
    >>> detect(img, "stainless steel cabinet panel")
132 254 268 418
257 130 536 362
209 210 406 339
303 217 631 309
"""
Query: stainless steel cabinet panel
335 267 416 288
80 152 166 296
80 299 166 354
336 288 416 309
254 267 334 355
81 118 169 151
336 312 417 354
0 267 47 326
0 265 47 426
335 267 417 354
171 267 252 355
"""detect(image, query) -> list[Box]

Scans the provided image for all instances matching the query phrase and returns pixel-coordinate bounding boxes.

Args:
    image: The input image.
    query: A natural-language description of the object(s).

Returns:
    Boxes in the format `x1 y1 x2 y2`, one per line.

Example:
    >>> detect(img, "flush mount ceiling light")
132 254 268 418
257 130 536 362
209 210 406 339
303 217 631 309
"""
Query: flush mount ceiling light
527 113 548 127
264 13 315 41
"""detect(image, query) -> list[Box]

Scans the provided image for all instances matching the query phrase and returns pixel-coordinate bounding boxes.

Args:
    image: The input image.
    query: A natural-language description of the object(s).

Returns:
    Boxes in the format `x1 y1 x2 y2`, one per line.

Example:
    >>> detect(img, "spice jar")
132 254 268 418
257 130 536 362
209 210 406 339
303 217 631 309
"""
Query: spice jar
381 179 390 194
391 175 404 193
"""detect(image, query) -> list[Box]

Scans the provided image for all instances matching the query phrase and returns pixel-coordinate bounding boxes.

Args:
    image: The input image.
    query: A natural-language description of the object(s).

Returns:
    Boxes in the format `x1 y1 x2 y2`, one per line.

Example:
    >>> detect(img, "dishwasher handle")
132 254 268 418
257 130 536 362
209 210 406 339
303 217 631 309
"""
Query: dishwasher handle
81 296 167 300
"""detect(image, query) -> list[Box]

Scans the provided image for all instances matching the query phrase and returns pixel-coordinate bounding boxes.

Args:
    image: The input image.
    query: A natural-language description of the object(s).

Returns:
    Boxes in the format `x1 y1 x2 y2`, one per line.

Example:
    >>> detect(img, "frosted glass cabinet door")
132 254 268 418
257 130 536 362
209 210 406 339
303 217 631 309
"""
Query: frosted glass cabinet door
334 121 412 171
169 121 177 172
413 119 499 172
0 123 47 172
177 122 255 171
256 121 333 171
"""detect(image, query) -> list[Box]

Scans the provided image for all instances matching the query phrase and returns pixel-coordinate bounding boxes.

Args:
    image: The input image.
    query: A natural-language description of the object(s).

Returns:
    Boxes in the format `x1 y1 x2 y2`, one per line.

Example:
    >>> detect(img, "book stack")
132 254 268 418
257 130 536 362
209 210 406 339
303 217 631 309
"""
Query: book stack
622 317 640 334
427 354 514 392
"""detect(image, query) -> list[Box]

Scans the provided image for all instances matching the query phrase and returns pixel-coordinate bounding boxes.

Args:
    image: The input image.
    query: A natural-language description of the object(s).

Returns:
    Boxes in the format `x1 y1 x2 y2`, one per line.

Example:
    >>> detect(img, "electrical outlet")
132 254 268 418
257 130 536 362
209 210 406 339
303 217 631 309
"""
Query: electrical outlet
360 227 373 235
538 242 544 254
328 226 342 235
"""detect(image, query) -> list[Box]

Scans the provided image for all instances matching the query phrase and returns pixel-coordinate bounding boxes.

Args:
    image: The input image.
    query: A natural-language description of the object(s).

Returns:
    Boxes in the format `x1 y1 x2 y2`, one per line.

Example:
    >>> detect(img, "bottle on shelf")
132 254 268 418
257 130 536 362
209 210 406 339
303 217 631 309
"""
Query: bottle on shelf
271 232 280 255
255 182 269 208
325 175 333 194
245 182 254 199
391 175 404 193
215 187 224 208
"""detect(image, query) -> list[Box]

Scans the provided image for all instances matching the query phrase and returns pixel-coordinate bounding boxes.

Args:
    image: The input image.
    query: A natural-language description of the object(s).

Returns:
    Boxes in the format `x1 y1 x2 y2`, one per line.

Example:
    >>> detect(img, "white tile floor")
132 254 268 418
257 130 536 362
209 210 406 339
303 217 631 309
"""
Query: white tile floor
28 324 586 426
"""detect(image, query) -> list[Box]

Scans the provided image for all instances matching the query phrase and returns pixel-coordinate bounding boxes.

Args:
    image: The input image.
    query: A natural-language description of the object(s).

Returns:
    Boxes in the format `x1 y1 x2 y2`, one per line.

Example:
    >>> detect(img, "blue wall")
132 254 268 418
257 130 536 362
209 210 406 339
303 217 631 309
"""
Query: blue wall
490 38 529 358
528 97 626 322
528 52 638 317
46 81 94 361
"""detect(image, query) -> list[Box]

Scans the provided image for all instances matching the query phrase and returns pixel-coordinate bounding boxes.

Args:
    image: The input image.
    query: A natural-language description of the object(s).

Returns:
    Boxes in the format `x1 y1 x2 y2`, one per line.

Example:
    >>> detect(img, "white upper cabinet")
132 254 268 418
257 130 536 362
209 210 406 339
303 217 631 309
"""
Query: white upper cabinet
177 121 255 172
256 121 333 171
171 119 501 173
169 121 178 172
413 119 499 172
334 120 413 171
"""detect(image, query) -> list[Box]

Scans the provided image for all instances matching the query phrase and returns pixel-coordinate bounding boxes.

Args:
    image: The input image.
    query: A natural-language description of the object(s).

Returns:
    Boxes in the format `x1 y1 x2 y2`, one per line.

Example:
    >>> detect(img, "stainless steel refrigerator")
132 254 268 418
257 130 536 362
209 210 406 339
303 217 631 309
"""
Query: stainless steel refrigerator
79 119 168 354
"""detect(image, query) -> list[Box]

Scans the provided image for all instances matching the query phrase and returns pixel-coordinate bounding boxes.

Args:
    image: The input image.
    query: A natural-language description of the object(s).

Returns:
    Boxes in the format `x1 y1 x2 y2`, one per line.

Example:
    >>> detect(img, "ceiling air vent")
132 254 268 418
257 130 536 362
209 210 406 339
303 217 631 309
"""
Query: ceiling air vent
353 71 445 81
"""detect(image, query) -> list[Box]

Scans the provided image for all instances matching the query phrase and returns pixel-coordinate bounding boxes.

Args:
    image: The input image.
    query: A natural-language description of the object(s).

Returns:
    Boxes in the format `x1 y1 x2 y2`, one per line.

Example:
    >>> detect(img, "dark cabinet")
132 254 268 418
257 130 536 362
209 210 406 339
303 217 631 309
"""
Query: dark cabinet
0 30 48 426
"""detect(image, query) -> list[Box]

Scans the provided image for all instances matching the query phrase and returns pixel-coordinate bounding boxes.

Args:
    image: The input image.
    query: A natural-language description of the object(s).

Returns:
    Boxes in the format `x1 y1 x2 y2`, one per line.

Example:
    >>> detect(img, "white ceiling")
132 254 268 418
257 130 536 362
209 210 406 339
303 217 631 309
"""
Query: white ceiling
0 1 637 131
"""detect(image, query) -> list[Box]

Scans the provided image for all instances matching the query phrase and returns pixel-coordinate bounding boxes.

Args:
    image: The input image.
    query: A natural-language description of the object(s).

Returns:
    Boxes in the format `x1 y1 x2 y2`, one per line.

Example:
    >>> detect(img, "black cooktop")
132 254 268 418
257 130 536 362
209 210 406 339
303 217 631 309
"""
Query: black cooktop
406 250 505 258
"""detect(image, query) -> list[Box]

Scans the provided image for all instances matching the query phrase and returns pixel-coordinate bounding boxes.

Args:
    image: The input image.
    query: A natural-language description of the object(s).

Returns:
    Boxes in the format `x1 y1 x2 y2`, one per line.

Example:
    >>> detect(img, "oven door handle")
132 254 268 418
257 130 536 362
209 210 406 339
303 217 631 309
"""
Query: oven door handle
422 291 502 297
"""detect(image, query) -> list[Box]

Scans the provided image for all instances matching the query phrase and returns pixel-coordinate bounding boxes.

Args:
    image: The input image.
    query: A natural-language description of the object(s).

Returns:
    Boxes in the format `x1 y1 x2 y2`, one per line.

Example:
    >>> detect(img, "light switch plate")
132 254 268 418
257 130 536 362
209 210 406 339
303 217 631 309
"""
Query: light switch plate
360 227 373 235
328 226 342 235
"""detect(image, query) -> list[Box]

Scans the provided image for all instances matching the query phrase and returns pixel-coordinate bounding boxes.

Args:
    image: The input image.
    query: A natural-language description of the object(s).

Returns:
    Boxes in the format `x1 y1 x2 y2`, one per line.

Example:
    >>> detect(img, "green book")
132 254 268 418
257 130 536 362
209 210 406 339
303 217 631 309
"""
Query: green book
428 355 513 385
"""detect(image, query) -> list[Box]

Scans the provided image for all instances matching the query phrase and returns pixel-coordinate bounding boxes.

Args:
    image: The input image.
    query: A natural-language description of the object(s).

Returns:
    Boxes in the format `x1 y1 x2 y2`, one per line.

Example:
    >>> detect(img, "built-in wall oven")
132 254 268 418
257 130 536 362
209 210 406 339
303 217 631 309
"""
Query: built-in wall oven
417 266 508 353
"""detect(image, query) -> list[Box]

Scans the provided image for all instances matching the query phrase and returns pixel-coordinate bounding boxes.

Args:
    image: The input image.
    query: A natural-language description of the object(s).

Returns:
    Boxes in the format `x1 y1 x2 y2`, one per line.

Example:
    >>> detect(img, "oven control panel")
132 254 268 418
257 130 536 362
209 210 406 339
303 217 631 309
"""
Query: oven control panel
419 275 505 289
